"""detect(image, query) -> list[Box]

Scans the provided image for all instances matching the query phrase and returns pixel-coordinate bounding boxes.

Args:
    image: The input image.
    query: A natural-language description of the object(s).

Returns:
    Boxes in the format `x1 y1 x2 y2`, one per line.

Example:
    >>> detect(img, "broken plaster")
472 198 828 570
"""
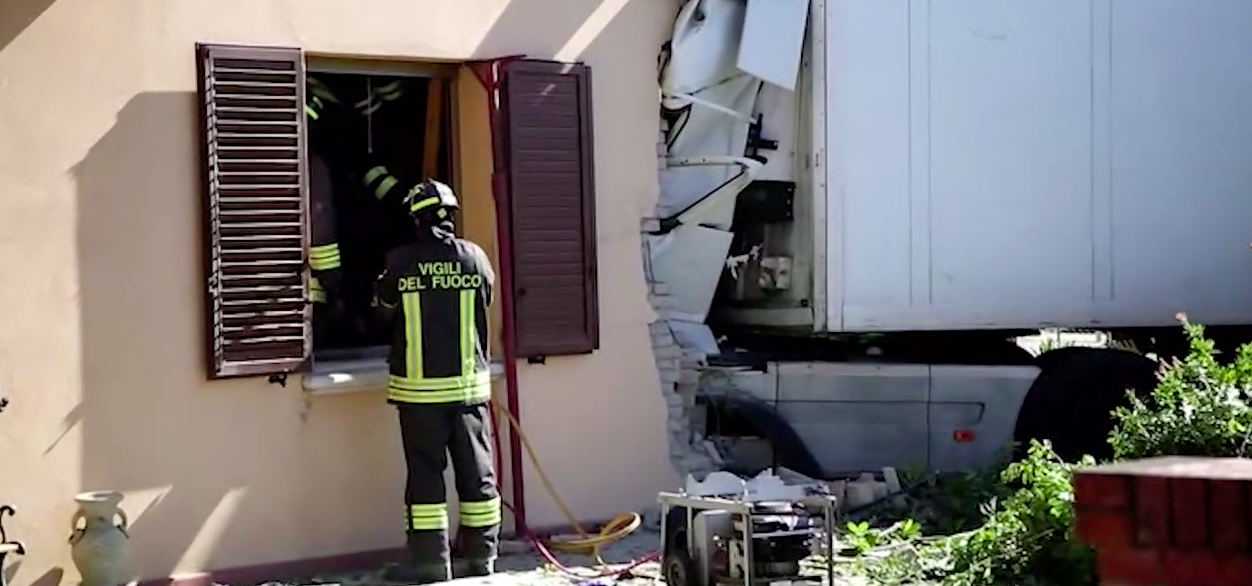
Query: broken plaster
642 129 721 479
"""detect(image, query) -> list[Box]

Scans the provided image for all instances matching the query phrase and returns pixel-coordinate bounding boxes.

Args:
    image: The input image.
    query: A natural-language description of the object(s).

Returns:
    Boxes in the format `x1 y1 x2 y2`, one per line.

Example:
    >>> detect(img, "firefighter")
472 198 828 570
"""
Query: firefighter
355 79 415 212
355 79 408 115
304 75 407 287
307 75 418 344
374 180 500 584
305 76 345 317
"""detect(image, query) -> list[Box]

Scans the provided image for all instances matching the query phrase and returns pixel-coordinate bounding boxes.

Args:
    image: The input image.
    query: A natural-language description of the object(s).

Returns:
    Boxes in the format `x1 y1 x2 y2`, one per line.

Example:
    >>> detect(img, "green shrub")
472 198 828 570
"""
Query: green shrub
941 440 1096 586
847 441 1095 586
847 317 1252 586
1109 315 1252 459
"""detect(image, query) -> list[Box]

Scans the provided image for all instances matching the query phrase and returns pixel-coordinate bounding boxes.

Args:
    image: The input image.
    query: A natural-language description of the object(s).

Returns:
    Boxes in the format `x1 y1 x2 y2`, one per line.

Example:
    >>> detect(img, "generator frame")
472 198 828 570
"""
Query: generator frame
657 492 838 586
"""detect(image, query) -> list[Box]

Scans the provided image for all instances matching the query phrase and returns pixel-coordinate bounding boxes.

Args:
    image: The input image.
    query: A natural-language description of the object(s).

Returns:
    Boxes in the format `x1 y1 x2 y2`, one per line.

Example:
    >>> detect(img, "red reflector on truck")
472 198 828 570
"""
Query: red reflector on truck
953 429 976 443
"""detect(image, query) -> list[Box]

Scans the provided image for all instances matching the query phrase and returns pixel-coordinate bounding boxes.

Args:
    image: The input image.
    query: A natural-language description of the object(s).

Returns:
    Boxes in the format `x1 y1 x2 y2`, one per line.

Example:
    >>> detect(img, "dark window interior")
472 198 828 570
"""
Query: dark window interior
307 73 453 358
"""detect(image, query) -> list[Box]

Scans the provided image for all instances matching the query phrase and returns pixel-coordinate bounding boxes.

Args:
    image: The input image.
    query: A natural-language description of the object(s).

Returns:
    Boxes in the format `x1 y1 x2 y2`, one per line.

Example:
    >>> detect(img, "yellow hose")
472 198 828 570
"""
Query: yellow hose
489 401 644 566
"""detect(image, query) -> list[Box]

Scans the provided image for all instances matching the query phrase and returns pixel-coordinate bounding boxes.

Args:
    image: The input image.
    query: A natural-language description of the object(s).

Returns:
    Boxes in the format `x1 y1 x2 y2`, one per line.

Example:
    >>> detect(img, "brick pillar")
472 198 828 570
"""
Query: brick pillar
1073 457 1252 586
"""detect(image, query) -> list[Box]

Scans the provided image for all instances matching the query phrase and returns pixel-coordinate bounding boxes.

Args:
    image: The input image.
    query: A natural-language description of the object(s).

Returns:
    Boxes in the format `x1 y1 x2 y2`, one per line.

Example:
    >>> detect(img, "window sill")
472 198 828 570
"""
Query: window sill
303 359 505 396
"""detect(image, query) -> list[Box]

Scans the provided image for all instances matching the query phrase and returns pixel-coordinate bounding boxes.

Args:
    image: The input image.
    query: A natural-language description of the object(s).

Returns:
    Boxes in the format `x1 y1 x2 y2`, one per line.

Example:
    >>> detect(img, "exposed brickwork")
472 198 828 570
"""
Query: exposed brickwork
1074 457 1252 586
642 257 718 477
642 125 721 479
641 121 714 477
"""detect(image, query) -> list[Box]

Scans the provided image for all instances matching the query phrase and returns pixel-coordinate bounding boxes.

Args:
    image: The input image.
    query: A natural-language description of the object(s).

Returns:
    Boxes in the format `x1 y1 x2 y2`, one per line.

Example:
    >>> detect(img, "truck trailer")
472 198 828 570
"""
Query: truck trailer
650 0 1252 477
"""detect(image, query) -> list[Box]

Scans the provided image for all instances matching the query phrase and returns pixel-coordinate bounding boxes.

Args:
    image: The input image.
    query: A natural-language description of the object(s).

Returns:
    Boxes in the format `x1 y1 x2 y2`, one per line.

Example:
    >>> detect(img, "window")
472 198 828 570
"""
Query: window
198 44 600 380
303 71 454 361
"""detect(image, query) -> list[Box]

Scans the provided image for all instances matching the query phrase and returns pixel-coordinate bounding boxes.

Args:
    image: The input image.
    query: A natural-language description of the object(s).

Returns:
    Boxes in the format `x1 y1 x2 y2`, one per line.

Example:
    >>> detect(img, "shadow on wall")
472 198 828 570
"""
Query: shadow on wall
4 563 63 586
471 0 608 58
0 0 56 52
59 0 664 577
71 90 229 579
69 91 319 580
471 0 663 63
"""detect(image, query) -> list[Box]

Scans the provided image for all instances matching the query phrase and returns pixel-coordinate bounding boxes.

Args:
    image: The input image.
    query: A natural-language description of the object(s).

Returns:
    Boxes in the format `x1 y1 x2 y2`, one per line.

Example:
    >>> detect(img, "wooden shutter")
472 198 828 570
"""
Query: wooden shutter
197 43 310 379
501 59 600 357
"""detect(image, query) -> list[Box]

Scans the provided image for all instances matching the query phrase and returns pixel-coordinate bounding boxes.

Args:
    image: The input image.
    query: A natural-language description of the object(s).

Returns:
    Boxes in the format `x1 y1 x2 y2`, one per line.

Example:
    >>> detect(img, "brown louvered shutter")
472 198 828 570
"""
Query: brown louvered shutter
501 59 600 357
197 43 310 379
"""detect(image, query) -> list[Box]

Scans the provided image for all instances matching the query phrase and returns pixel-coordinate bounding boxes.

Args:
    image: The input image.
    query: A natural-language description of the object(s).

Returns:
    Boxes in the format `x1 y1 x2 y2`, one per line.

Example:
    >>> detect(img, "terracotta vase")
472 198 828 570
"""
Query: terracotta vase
69 491 130 586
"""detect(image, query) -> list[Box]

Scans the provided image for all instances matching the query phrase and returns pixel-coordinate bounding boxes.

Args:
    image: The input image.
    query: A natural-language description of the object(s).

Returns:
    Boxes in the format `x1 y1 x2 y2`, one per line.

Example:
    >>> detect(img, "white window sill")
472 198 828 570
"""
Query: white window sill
303 358 505 396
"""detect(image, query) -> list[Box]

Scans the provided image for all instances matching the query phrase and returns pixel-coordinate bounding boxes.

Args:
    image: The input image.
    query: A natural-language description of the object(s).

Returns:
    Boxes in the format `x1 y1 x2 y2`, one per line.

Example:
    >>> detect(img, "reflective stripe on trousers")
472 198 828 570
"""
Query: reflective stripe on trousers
387 290 490 404
309 276 326 303
398 403 501 564
459 497 502 528
309 243 341 271
408 503 448 531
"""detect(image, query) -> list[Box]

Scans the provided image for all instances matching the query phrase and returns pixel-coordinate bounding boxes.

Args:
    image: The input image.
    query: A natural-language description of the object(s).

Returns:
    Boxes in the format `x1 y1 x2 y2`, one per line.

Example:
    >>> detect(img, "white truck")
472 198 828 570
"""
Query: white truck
651 0 1252 477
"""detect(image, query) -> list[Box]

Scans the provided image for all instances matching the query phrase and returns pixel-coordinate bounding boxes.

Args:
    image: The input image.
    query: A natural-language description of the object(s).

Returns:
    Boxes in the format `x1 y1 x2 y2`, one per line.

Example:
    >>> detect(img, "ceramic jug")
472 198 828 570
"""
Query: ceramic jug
69 491 129 586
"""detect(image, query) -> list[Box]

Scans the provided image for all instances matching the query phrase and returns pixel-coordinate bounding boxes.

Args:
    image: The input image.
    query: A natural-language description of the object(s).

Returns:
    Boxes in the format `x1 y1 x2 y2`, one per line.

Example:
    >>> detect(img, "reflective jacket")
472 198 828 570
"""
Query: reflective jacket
375 226 495 405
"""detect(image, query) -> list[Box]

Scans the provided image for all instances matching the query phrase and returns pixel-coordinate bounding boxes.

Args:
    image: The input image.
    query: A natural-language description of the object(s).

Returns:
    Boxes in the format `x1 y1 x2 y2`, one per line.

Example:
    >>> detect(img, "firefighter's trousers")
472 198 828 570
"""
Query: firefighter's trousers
398 401 501 569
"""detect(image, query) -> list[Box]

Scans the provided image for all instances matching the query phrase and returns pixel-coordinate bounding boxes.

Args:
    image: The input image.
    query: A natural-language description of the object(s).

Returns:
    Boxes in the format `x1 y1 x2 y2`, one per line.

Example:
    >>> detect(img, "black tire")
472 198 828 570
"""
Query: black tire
701 395 824 479
663 508 689 555
663 543 698 586
1013 347 1157 462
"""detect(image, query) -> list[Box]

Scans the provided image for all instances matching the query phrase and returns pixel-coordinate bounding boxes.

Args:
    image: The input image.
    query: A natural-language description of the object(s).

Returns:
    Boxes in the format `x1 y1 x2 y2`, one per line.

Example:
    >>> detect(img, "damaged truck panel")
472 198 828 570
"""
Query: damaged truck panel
663 0 1252 336
652 0 1252 478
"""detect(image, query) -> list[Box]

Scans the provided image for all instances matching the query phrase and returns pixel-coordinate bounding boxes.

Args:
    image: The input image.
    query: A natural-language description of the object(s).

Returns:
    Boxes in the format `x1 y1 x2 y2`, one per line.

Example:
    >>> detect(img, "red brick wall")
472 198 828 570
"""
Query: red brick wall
1073 456 1252 586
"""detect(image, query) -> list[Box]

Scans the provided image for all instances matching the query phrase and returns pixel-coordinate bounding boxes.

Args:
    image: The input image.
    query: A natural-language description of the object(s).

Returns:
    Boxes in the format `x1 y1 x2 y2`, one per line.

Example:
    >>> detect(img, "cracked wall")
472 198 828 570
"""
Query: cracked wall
642 126 722 480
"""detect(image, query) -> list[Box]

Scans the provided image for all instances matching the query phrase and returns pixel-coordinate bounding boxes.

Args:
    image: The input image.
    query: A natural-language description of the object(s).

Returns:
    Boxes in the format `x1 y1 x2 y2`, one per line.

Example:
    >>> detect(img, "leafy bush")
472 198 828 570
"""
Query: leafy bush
845 318 1252 586
845 441 1095 586
941 441 1095 586
1109 315 1252 459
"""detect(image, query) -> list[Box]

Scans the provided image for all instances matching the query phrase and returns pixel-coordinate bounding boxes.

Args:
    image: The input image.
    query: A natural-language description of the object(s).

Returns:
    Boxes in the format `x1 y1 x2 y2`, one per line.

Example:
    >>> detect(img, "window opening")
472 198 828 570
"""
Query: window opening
306 72 454 358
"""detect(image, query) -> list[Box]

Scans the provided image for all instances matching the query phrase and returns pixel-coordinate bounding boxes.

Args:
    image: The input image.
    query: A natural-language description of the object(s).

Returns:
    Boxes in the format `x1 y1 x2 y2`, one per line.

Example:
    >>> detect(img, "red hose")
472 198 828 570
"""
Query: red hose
502 501 660 580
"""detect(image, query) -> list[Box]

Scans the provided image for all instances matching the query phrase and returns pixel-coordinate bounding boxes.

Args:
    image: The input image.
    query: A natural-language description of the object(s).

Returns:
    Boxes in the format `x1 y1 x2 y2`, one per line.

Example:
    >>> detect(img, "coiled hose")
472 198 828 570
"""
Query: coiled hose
488 401 660 579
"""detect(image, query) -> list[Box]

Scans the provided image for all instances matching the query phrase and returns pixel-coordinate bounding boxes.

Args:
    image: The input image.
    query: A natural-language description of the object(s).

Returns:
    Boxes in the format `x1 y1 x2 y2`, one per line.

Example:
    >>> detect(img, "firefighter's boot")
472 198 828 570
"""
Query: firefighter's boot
381 533 449 584
462 558 494 578
381 559 449 585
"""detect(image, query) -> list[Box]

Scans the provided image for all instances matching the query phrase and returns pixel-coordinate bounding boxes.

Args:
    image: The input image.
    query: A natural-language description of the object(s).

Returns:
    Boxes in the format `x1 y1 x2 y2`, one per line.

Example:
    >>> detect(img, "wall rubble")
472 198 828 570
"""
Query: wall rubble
642 125 722 478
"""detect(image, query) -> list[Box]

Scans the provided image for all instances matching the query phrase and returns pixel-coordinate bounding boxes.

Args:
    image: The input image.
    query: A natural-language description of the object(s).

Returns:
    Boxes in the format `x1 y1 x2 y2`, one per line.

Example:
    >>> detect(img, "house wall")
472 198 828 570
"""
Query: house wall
0 0 679 584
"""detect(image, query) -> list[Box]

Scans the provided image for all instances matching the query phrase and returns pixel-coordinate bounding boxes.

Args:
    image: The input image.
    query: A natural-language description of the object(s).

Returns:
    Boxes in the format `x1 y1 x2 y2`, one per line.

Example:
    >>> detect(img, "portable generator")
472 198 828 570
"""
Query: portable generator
657 491 838 586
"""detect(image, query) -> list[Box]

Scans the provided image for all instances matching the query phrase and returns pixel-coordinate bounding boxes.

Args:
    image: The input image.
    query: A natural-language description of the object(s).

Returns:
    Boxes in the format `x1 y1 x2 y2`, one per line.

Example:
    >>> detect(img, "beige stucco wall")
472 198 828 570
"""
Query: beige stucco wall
0 0 679 584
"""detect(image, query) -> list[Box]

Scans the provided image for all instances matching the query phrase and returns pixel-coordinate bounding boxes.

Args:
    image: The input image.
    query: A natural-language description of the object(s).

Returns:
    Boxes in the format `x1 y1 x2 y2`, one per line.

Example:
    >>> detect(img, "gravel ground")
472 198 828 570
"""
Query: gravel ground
251 531 664 586
243 529 860 586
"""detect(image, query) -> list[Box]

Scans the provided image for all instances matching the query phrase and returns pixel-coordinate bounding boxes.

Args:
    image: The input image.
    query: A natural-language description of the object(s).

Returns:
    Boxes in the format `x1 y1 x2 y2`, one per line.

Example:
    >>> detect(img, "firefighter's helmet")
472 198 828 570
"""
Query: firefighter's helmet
404 179 459 220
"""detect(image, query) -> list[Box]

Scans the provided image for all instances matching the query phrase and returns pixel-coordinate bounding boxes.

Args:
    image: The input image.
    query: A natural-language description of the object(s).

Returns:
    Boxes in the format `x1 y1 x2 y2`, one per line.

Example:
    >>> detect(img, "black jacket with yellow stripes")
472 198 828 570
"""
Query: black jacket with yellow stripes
375 225 495 405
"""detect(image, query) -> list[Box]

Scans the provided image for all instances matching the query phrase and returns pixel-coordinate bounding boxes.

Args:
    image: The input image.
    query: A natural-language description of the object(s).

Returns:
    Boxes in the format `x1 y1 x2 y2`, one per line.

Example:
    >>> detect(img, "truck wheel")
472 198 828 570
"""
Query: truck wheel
1013 347 1157 462
700 395 824 479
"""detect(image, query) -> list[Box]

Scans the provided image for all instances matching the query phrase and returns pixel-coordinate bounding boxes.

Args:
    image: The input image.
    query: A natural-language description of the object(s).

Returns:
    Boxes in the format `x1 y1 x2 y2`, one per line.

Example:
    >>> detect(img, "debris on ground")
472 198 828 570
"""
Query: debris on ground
828 441 1096 586
241 531 663 586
